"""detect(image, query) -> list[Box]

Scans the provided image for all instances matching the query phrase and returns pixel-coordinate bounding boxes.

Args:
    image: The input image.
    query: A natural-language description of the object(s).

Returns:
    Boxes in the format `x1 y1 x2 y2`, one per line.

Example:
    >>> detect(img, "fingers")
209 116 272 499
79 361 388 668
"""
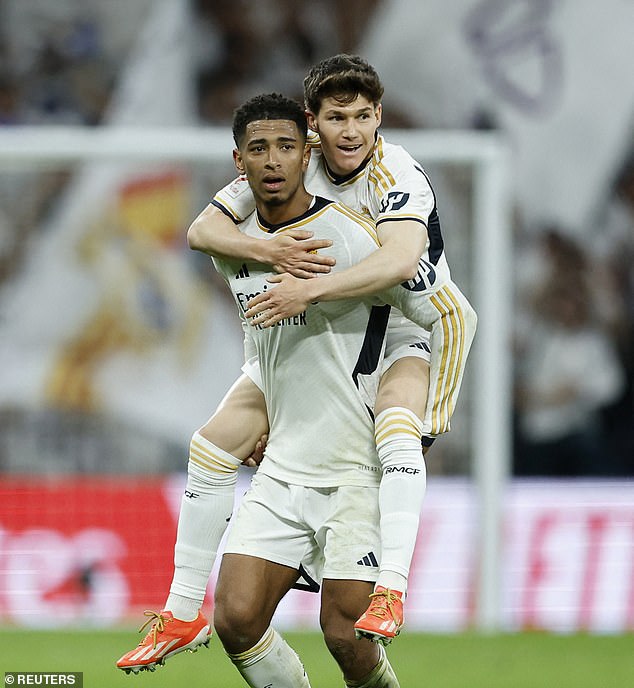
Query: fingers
247 274 290 310
244 300 280 327
244 434 268 467
245 288 280 316
252 313 277 327
286 268 324 279
286 262 332 277
254 434 268 456
284 229 314 240
260 313 285 328
244 302 272 321
281 230 333 254
299 239 335 257
244 274 306 326
276 233 335 260
243 301 264 319
246 290 270 308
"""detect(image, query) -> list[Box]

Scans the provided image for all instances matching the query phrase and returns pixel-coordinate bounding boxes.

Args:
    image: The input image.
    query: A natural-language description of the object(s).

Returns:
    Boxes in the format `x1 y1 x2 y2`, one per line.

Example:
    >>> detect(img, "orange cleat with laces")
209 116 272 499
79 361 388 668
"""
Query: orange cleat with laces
354 586 404 645
116 610 211 674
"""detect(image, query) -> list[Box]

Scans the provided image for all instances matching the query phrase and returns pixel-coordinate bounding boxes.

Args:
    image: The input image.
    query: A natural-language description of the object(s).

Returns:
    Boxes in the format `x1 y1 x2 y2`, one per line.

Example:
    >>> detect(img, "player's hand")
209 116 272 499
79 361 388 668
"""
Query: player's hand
245 273 313 327
242 434 268 467
264 230 335 278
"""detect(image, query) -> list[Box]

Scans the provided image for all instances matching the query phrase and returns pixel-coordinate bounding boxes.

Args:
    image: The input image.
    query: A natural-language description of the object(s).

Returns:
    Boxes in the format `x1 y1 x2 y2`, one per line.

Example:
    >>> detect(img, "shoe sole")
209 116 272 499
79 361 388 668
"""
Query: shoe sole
354 627 401 646
119 626 211 674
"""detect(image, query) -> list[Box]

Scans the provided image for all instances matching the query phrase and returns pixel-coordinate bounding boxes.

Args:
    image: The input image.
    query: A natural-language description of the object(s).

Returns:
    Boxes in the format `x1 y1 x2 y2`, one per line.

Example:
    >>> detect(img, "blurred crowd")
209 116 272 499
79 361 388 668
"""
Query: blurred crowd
192 0 381 125
0 0 380 280
513 159 634 476
0 11 113 127
0 0 632 477
0 0 118 284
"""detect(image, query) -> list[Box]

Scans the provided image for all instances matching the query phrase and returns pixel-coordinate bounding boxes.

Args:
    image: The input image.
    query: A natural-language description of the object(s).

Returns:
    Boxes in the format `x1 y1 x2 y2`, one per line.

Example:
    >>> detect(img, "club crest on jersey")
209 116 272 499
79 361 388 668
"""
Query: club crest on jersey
379 190 410 213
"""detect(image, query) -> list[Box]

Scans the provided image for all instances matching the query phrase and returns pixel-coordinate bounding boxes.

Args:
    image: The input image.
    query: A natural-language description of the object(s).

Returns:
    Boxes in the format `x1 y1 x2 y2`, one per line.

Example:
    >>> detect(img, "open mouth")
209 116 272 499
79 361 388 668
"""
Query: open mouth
338 144 362 154
262 175 285 191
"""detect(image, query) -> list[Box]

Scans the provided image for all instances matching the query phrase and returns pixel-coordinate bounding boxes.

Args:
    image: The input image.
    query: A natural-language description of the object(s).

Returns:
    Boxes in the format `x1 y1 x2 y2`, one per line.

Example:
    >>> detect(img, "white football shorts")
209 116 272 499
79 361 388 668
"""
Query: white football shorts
382 310 432 373
223 472 381 589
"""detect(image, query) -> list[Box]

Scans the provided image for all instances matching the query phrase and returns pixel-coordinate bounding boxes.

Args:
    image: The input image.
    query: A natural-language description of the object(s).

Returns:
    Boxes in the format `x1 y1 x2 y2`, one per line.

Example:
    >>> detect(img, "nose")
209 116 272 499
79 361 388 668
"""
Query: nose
265 150 281 168
342 118 358 138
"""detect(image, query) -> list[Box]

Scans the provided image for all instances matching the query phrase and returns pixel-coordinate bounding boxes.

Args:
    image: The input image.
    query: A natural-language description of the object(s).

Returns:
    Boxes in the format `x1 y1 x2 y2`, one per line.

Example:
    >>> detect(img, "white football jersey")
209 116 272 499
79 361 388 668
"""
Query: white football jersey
213 137 477 438
213 197 388 488
214 132 451 294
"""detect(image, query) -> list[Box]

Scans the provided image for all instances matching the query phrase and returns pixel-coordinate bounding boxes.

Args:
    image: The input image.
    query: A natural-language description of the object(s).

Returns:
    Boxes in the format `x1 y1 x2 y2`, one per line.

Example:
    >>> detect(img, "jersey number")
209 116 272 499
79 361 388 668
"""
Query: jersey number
379 191 410 213
401 258 437 291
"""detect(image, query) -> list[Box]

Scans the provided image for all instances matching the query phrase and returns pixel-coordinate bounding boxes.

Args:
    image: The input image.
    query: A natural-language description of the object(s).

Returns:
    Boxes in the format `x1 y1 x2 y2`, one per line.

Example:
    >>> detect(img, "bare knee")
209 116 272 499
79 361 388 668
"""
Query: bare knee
213 555 294 653
213 590 262 653
197 374 268 460
321 617 378 679
322 630 357 671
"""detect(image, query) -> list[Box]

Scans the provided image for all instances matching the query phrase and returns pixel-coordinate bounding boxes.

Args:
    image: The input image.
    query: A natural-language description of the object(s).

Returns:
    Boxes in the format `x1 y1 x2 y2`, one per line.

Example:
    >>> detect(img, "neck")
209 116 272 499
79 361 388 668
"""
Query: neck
258 188 313 225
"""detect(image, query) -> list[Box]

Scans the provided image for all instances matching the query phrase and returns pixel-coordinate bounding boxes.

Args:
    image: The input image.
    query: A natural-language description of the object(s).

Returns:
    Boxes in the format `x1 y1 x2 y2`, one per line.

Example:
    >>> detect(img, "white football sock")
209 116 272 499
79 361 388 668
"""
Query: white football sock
166 431 241 620
374 407 427 594
345 645 400 687
227 627 311 688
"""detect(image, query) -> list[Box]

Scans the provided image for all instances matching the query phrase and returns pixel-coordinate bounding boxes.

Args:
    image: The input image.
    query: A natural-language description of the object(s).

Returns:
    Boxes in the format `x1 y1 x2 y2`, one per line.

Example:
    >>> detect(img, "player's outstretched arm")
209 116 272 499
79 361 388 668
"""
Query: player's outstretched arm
187 203 336 277
245 220 425 327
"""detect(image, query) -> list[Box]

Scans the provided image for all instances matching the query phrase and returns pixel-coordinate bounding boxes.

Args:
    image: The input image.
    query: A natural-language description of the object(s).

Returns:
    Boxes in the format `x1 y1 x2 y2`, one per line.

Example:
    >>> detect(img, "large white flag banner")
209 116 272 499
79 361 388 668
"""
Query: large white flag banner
0 0 244 444
363 0 634 230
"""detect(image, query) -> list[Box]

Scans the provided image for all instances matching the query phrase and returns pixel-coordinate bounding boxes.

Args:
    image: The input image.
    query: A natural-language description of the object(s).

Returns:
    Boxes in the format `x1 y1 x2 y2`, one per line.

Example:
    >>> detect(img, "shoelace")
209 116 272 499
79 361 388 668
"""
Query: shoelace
138 610 169 649
367 589 400 620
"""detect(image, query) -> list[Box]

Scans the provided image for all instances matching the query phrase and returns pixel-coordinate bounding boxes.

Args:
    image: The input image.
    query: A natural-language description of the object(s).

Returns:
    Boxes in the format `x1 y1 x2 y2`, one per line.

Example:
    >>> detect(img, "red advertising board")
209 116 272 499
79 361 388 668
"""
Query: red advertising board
1 476 633 632
0 476 178 626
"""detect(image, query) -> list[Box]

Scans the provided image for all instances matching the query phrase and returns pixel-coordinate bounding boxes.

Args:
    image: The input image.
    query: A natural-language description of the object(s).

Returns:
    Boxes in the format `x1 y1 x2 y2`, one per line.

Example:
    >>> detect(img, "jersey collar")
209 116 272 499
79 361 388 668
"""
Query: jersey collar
256 196 332 233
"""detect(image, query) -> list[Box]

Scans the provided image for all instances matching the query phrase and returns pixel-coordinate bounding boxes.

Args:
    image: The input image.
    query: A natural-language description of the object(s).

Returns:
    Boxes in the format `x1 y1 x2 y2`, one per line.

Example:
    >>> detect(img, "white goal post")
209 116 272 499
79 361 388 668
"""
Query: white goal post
0 125 512 631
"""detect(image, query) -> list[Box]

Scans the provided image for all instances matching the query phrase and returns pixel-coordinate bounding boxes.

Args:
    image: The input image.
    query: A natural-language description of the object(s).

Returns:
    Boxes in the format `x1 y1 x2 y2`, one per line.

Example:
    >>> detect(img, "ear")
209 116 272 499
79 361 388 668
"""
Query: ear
375 103 382 128
233 148 245 175
306 109 318 133
302 143 311 171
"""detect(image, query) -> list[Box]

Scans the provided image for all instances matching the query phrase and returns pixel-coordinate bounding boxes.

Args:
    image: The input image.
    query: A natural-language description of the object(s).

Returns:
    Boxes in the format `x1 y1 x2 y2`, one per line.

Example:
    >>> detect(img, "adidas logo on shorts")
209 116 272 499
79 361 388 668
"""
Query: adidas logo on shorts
357 551 379 567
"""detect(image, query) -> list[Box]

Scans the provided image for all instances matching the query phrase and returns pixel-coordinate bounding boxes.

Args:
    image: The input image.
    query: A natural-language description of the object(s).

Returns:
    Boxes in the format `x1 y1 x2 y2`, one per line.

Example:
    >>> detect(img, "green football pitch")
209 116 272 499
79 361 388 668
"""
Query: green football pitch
1 629 632 687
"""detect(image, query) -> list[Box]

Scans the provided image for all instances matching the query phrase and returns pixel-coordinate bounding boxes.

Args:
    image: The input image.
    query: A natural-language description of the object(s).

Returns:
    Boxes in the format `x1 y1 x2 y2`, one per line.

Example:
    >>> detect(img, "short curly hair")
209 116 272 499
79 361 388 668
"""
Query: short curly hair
232 93 308 147
303 54 384 114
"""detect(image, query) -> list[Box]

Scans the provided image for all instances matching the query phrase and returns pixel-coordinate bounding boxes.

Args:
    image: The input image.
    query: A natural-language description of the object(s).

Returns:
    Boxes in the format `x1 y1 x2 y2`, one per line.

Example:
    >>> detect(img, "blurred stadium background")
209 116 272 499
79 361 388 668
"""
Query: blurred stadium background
0 1 633 685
